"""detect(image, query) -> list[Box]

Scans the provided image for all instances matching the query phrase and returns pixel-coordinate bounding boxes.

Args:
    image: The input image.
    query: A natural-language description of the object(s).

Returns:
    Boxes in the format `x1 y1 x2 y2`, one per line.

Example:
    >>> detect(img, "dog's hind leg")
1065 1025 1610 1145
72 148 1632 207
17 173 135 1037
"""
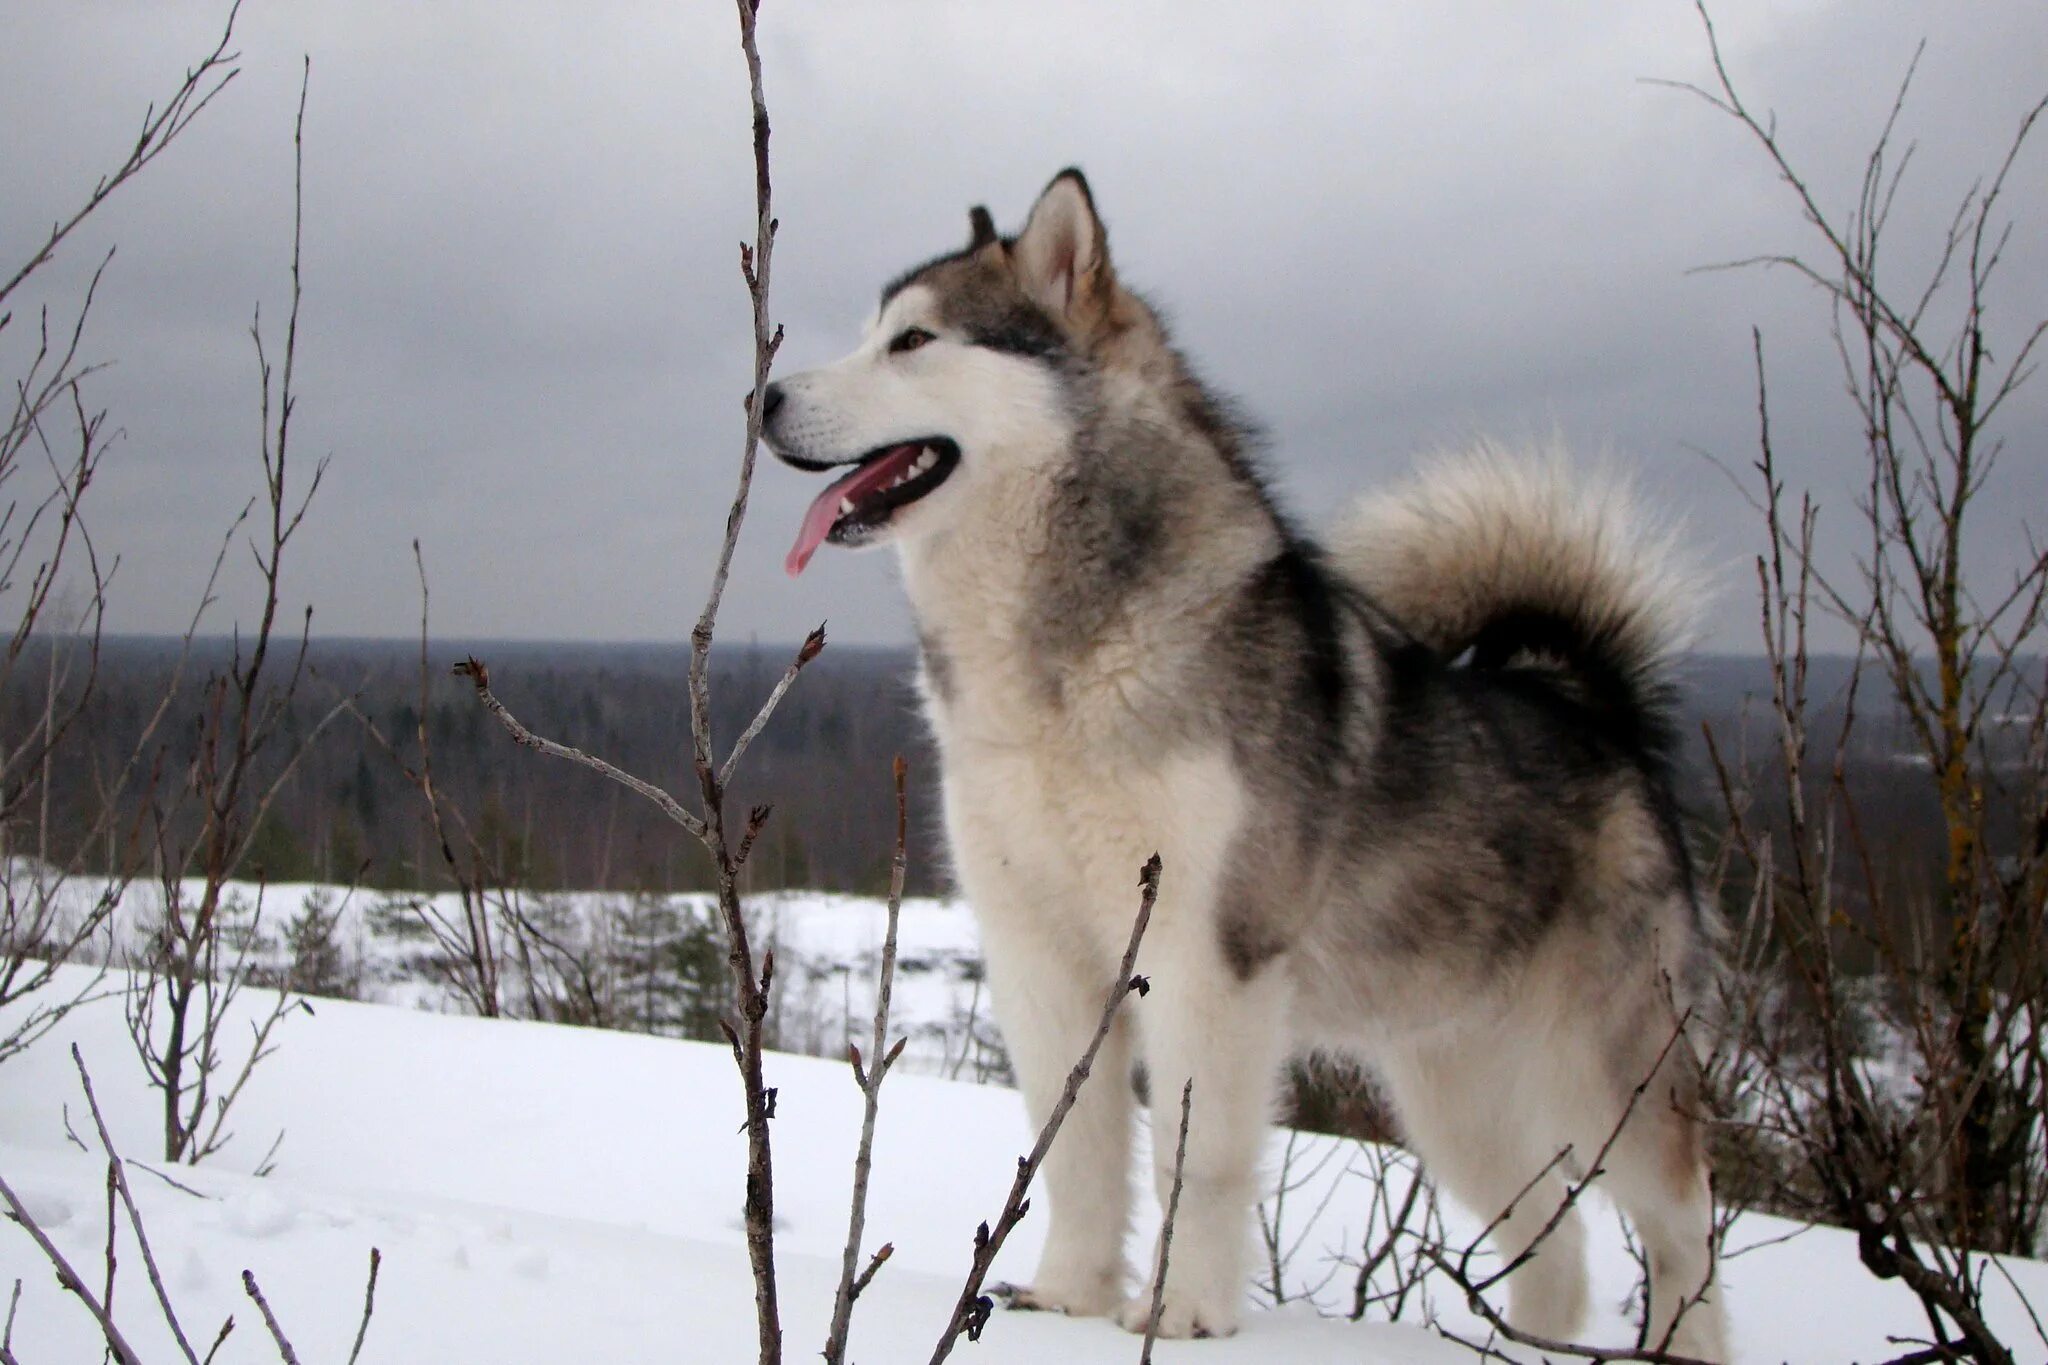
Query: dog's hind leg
1556 1008 1727 1361
976 909 1136 1317
1378 1033 1592 1342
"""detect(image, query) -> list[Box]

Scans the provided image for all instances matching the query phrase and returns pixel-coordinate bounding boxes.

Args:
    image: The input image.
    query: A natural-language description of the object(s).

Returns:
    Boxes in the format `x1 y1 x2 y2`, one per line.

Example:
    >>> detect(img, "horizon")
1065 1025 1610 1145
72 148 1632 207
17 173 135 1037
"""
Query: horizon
60 633 2002 668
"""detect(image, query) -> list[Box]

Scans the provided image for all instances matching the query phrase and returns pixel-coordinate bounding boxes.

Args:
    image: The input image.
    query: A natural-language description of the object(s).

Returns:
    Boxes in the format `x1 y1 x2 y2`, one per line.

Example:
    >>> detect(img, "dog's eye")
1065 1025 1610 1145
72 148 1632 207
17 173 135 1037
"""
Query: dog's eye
888 327 936 355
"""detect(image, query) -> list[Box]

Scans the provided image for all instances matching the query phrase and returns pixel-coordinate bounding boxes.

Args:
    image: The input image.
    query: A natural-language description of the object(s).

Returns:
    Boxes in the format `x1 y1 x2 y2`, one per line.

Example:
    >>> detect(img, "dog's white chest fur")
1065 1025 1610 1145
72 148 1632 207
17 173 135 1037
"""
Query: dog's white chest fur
912 580 1244 954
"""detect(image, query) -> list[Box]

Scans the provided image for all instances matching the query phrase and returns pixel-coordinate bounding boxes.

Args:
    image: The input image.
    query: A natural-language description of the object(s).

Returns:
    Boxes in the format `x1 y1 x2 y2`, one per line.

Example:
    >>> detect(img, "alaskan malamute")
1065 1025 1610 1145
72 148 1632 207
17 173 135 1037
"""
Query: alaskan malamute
765 170 1724 1357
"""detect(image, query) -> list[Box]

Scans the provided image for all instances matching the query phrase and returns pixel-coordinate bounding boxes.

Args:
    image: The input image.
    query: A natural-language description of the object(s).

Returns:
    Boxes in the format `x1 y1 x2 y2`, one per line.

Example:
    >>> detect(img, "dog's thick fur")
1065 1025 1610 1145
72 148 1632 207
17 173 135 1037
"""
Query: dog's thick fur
764 170 1726 1356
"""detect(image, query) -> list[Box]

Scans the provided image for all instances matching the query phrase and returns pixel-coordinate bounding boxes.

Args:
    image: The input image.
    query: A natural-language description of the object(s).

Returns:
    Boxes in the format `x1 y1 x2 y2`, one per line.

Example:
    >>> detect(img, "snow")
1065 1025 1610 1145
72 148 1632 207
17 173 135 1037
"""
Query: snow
5 924 2048 1361
19 873 1000 1076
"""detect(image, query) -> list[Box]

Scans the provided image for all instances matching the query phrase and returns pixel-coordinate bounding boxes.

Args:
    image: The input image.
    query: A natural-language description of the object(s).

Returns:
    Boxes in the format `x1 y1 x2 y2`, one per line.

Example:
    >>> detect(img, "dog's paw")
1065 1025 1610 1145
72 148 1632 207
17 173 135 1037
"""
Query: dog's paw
991 1269 1123 1318
1115 1290 1239 1339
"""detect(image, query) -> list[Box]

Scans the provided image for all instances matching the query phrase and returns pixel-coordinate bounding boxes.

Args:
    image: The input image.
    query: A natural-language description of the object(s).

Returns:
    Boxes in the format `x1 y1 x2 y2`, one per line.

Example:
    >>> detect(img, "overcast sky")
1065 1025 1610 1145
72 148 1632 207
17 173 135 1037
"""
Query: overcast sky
4 1 2044 652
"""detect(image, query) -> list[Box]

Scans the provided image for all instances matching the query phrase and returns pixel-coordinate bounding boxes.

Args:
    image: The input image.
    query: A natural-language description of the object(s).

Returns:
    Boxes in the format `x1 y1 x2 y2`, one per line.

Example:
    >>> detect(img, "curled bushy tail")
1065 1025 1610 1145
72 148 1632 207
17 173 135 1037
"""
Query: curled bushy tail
1329 442 1694 741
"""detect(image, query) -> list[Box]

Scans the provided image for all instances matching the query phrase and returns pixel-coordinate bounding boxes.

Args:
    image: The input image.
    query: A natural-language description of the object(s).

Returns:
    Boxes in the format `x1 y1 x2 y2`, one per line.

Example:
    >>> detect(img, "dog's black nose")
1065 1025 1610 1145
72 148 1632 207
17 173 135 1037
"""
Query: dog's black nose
758 382 785 423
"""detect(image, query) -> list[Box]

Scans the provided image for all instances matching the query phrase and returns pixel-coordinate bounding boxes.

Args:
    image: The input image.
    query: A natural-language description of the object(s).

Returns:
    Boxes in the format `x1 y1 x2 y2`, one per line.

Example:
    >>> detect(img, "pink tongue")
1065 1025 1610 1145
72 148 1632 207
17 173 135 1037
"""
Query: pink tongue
785 444 923 576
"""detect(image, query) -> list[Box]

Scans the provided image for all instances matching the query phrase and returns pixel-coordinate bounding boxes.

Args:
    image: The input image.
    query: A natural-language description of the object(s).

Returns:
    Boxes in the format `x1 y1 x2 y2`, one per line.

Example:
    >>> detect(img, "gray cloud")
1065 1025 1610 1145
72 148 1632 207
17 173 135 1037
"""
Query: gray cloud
3 0 2042 652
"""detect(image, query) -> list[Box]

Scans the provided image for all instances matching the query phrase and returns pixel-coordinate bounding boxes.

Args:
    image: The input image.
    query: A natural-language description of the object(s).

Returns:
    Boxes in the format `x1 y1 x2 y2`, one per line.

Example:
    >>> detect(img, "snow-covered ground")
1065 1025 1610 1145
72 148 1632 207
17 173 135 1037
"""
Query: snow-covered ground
16 872 1002 1077
5 906 2048 1360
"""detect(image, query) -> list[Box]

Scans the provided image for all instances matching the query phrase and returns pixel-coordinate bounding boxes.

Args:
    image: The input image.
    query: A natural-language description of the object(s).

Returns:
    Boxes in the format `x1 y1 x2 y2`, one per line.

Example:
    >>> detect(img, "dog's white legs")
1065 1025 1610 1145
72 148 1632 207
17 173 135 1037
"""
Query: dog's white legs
1613 1152 1724 1359
976 912 1135 1317
1114 940 1291 1339
1380 1003 1728 1362
1554 1015 1728 1361
1378 1036 1592 1342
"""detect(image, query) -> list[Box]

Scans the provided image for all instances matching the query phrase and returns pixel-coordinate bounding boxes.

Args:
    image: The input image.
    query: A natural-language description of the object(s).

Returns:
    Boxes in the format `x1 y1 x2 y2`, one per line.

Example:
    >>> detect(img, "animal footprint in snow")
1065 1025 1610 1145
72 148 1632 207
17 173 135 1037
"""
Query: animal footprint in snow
14 1186 73 1229
224 1190 297 1238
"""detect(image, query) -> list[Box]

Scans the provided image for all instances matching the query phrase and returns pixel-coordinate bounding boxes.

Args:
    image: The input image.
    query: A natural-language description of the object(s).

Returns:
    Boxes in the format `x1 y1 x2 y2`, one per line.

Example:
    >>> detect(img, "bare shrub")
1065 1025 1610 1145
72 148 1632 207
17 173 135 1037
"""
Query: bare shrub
1665 3 2047 1358
124 57 344 1170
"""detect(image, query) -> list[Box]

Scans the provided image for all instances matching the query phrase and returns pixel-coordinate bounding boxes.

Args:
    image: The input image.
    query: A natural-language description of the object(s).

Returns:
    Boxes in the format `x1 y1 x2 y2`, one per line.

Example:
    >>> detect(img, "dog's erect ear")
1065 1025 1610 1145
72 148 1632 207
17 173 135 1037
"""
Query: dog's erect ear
967 205 998 251
1012 168 1113 324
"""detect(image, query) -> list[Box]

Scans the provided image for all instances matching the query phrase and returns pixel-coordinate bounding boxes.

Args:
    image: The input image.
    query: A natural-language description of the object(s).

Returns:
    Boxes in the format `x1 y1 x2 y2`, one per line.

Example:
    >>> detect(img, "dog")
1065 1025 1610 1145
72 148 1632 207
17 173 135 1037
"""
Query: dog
764 169 1726 1357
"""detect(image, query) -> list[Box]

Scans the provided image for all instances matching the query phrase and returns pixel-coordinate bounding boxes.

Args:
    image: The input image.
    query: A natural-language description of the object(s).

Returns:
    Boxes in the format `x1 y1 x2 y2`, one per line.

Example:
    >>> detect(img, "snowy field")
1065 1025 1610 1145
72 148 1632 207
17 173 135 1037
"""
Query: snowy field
3 889 2048 1361
17 874 1004 1078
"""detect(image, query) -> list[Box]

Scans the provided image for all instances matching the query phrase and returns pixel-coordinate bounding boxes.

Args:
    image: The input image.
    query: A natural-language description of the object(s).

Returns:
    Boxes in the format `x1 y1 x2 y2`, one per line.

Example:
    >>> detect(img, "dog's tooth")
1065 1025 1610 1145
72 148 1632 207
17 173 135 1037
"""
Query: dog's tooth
915 449 937 472
838 498 854 515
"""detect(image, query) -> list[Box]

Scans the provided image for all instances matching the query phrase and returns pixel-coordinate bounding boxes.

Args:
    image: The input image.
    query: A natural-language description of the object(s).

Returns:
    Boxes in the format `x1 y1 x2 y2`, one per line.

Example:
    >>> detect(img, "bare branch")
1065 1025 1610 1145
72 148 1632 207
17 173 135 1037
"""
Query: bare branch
1 1278 19 1365
687 0 786 798
0 3 243 309
720 624 826 787
201 1316 235 1365
240 1270 300 1365
455 657 709 842
345 1247 381 1365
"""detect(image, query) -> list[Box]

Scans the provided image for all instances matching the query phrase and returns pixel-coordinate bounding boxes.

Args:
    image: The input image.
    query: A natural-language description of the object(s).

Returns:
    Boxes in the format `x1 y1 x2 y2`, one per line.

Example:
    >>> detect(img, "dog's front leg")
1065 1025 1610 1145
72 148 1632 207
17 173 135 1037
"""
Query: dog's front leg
975 910 1136 1316
1117 919 1292 1339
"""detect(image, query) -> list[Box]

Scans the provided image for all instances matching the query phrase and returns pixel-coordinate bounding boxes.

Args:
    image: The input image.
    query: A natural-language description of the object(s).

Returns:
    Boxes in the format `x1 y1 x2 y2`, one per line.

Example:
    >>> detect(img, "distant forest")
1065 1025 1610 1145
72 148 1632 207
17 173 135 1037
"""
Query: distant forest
9 637 936 896
4 638 1980 903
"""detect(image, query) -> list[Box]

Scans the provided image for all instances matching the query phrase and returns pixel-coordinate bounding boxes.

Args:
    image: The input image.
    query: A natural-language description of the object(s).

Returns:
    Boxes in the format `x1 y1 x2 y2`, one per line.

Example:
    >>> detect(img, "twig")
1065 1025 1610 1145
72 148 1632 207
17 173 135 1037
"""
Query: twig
102 1157 118 1337
823 757 909 1365
851 1245 893 1301
201 1317 235 1365
2 1278 21 1365
129 1162 214 1201
1877 1346 1971 1365
928 855 1162 1365
240 1270 300 1365
689 0 786 749
721 625 826 788
454 658 707 842
0 3 242 308
346 1247 381 1365
1719 1220 1815 1260
1138 1078 1194 1362
62 1105 89 1155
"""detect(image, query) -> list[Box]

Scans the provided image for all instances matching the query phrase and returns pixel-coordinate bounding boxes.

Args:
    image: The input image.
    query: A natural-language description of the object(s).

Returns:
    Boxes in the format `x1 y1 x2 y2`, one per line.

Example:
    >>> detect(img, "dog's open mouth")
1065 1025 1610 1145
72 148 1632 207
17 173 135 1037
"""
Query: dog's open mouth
785 437 959 576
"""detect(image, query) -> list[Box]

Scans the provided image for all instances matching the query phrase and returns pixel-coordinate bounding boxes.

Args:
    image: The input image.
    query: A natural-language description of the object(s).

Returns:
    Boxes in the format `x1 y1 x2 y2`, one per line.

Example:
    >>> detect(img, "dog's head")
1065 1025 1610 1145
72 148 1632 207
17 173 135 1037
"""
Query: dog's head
767 169 1166 575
